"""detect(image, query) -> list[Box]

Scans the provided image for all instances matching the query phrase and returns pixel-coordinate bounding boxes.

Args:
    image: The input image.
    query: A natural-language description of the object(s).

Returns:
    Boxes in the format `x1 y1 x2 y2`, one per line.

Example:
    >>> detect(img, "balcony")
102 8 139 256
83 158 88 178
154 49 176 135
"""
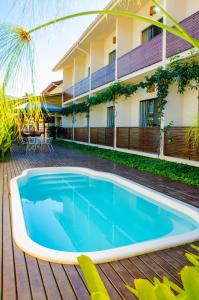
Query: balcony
167 11 199 57
74 76 90 97
117 34 163 79
91 62 116 90
63 86 74 102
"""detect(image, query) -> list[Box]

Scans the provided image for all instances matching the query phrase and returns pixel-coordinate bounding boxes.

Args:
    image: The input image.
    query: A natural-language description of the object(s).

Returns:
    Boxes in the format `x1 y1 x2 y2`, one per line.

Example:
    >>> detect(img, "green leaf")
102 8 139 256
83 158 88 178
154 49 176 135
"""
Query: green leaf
134 279 158 300
191 244 199 252
77 255 110 300
155 283 177 300
185 253 199 267
181 266 199 299
162 277 184 294
126 284 138 297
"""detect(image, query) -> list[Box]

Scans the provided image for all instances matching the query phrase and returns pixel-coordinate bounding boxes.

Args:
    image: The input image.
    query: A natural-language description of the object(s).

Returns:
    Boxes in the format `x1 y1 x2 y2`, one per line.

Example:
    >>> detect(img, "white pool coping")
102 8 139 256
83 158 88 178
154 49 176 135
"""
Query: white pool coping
10 167 199 265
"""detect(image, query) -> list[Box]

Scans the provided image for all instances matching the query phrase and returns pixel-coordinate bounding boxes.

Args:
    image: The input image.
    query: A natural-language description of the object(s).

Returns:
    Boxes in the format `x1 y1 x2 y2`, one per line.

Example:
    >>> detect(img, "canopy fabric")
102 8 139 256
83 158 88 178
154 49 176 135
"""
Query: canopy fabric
15 102 62 113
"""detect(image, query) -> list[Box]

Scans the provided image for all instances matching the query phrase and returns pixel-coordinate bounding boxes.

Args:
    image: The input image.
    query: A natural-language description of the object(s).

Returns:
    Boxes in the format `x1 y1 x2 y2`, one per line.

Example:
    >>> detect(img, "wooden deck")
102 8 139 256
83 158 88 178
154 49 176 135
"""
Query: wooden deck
0 144 199 300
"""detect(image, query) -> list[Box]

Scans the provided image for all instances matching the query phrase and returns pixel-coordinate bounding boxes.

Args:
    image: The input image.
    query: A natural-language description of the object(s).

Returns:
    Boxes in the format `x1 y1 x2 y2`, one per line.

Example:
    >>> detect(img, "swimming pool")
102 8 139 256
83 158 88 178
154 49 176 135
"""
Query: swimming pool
10 167 199 264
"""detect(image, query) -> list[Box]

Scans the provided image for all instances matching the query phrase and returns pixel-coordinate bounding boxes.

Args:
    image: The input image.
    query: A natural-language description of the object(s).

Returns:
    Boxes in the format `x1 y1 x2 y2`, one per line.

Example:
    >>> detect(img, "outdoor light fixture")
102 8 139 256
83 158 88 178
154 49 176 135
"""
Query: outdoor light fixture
150 5 161 16
113 36 116 44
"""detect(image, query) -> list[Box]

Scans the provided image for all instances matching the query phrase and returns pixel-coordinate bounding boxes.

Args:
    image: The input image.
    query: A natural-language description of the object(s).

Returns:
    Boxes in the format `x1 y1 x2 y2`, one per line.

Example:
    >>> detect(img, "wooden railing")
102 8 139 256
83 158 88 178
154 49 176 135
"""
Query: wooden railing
63 86 74 102
117 34 162 79
91 62 115 90
167 11 199 57
57 127 73 140
164 127 199 161
74 128 89 143
90 128 114 147
117 127 160 153
74 77 90 97
57 126 199 161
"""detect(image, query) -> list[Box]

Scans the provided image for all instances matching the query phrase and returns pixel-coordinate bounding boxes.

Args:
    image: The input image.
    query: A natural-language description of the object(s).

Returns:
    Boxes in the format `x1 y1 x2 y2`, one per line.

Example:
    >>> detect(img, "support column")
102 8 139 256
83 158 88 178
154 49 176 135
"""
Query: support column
159 0 167 157
72 112 75 141
113 101 117 149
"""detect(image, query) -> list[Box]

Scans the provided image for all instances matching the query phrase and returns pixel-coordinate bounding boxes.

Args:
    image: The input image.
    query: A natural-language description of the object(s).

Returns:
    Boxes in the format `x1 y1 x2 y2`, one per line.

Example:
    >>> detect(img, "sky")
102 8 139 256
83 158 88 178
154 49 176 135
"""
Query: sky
0 0 110 96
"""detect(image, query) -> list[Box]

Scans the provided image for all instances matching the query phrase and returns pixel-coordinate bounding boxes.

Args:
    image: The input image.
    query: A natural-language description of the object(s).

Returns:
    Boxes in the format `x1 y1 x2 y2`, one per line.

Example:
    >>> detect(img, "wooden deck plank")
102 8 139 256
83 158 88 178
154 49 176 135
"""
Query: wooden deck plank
99 263 134 299
0 144 198 299
25 256 47 300
37 260 62 300
63 265 90 300
9 156 32 300
50 263 77 300
2 162 17 300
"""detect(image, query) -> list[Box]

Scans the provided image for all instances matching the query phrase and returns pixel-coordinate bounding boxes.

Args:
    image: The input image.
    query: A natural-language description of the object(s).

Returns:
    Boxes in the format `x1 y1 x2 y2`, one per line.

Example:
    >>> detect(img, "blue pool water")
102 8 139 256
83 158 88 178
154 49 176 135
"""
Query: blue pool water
18 172 198 252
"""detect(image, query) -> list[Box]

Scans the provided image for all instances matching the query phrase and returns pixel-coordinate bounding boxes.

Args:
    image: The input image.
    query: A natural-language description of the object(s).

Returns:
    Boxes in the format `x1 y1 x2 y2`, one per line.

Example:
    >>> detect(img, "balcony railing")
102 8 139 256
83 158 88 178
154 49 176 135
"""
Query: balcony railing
117 127 160 153
74 77 90 97
167 11 199 57
63 86 74 102
91 62 116 90
117 33 163 79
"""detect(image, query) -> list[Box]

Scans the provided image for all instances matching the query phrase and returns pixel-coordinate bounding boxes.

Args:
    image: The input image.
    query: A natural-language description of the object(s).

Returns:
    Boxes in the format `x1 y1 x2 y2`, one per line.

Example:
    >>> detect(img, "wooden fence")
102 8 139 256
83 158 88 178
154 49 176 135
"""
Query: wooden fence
164 127 199 161
117 127 160 153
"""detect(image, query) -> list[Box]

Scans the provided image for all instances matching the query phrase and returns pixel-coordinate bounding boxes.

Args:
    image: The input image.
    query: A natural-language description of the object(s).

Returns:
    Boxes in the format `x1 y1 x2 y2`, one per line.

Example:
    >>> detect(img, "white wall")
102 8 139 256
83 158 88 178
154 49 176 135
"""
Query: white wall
90 102 112 127
62 115 73 127
63 67 74 89
117 17 133 57
131 0 164 49
164 83 198 126
74 113 87 128
103 31 116 65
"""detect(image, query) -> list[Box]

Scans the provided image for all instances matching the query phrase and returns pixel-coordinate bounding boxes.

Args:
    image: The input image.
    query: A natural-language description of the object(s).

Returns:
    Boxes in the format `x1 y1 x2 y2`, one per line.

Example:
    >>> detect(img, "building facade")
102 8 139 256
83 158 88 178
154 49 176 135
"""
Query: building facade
53 0 199 164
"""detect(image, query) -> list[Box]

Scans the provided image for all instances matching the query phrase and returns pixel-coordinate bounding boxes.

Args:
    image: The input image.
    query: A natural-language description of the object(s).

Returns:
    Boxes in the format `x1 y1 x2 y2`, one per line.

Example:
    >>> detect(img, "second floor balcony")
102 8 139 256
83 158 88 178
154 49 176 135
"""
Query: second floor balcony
74 76 90 97
91 62 116 90
167 10 199 57
63 86 74 102
117 33 163 79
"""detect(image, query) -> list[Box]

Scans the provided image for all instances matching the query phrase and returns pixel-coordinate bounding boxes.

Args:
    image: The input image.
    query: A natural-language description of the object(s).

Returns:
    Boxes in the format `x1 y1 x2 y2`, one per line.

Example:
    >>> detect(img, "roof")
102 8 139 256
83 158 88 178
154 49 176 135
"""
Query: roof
42 80 63 95
52 0 119 71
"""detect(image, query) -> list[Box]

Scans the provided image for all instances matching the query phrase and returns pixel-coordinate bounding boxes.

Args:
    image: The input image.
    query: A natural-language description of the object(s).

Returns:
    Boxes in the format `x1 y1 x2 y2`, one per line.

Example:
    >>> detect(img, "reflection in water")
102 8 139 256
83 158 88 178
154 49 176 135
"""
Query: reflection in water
19 173 197 252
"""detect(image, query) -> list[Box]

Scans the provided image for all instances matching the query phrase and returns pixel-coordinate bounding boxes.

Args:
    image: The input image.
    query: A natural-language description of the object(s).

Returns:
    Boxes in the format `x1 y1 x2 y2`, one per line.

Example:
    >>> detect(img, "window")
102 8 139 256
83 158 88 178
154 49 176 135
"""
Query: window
88 66 90 76
142 18 163 44
107 106 115 128
109 50 116 64
140 99 159 127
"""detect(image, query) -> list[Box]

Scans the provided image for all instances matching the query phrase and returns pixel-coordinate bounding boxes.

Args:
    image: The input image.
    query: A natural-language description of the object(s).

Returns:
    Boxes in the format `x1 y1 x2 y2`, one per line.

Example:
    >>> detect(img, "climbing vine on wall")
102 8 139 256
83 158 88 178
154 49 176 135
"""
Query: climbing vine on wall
62 57 199 119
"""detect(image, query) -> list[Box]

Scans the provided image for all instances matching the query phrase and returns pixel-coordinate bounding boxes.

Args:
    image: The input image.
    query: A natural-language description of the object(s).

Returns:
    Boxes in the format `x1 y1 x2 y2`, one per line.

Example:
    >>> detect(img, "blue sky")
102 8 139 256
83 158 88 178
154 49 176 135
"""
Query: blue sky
0 0 110 96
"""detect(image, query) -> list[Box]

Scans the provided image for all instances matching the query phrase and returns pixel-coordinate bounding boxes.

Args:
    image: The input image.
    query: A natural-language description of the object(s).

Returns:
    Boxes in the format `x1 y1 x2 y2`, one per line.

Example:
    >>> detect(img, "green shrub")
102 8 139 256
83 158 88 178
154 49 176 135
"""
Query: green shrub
55 141 199 187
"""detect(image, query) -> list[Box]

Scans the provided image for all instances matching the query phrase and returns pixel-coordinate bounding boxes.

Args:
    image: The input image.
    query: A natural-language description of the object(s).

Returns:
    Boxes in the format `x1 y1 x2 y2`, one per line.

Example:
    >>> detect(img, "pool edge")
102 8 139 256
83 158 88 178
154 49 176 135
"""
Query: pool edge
10 166 199 265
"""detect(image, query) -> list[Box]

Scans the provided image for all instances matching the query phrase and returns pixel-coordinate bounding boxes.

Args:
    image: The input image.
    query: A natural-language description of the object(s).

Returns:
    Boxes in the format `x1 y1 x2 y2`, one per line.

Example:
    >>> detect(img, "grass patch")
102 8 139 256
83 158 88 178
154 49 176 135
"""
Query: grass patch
55 140 199 187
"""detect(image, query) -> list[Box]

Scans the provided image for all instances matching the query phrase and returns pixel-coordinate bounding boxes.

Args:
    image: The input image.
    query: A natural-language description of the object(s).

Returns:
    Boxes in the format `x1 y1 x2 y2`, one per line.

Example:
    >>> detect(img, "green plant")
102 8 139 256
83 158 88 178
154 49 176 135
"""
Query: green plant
0 88 44 160
78 255 110 300
55 140 199 187
78 244 199 300
186 115 199 149
61 59 199 121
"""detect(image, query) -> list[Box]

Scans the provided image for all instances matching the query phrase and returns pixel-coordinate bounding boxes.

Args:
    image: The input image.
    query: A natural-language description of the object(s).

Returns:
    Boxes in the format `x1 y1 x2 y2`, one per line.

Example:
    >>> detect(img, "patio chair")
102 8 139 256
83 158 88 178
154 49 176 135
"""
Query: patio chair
26 137 36 152
45 137 54 152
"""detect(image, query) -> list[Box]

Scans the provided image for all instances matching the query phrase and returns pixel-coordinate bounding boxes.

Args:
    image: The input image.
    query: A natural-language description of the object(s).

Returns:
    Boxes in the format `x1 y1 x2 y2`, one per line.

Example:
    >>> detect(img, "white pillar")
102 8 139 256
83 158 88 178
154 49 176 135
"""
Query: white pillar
159 0 167 157
114 101 117 149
